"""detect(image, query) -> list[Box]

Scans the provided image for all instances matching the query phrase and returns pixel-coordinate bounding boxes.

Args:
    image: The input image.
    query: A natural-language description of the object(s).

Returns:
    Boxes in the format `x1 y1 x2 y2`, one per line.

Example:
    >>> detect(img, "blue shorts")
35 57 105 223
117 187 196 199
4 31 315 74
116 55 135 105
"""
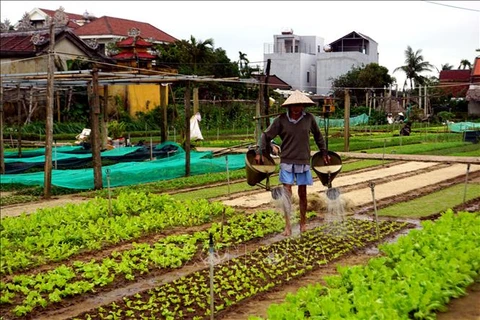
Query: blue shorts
279 166 313 186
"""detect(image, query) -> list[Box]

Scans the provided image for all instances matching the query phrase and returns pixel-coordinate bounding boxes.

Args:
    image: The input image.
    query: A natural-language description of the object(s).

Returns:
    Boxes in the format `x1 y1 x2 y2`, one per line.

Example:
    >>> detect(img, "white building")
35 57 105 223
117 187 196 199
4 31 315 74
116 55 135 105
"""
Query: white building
264 30 379 96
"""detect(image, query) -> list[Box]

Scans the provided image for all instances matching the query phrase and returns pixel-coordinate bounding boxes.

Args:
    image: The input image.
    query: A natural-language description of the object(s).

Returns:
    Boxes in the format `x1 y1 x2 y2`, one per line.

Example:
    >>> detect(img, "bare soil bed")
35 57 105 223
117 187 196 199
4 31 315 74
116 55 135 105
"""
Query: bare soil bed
1 160 479 320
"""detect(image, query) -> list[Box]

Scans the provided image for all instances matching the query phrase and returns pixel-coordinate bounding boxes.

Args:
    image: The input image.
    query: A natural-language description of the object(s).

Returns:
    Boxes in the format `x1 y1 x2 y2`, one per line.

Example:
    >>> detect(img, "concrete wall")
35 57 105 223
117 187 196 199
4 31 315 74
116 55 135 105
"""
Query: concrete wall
316 51 378 95
265 35 324 94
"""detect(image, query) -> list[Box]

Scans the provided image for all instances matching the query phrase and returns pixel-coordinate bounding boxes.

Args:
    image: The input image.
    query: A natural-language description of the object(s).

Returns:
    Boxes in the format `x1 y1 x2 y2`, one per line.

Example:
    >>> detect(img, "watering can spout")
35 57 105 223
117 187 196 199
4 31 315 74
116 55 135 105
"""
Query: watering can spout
311 151 342 187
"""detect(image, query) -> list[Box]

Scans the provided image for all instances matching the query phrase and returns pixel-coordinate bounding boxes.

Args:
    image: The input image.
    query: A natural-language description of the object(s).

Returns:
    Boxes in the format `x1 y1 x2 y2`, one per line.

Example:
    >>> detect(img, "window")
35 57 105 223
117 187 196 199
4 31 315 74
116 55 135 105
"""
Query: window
307 72 310 83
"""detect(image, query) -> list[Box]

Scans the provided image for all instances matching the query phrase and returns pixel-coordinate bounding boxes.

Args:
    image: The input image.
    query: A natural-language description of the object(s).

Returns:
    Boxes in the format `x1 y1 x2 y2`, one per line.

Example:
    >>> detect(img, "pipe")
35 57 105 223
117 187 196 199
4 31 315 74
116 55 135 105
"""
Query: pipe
0 70 93 78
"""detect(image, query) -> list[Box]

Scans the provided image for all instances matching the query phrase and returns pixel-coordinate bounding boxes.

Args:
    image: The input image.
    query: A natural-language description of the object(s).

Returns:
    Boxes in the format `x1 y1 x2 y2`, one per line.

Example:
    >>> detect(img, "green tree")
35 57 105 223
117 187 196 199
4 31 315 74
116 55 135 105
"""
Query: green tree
458 59 472 69
331 63 393 105
394 46 433 90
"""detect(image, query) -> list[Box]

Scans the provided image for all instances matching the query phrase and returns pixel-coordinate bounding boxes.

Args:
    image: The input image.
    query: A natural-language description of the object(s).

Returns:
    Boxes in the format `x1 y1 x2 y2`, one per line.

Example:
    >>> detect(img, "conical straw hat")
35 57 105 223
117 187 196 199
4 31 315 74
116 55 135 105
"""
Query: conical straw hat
282 90 315 107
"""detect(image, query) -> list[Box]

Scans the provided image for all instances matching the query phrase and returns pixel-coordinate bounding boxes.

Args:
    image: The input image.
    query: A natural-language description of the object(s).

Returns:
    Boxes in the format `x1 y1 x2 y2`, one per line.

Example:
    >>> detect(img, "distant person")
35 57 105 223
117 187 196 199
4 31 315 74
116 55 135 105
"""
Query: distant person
255 90 330 236
387 113 394 124
400 122 412 136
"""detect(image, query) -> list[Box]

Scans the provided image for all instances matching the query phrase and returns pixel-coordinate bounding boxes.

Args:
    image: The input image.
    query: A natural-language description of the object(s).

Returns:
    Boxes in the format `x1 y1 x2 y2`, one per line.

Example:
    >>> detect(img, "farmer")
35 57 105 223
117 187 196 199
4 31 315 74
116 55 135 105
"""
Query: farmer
255 90 329 236
400 121 412 136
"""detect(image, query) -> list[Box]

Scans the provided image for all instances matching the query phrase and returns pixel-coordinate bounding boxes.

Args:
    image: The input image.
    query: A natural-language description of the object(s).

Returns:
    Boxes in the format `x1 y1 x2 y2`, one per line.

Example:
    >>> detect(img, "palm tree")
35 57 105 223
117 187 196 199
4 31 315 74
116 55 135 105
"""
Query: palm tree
238 51 250 77
458 59 472 70
394 45 434 90
441 63 454 71
179 35 214 74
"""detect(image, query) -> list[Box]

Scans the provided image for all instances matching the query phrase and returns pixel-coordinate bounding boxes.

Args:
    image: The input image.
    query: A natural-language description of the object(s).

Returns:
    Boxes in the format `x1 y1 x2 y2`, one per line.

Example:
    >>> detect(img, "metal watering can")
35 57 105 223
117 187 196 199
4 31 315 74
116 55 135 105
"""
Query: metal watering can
311 150 342 188
245 149 276 190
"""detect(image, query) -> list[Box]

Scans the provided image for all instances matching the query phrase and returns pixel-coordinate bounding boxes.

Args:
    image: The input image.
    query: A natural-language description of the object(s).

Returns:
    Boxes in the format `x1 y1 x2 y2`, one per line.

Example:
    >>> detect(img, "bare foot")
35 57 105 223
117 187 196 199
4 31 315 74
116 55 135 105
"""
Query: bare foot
282 228 292 236
300 224 307 233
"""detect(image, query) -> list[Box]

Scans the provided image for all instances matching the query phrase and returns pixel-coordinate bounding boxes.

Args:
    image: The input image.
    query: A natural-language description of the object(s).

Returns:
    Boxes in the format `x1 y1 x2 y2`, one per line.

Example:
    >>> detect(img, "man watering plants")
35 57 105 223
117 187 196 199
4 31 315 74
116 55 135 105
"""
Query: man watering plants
255 90 330 236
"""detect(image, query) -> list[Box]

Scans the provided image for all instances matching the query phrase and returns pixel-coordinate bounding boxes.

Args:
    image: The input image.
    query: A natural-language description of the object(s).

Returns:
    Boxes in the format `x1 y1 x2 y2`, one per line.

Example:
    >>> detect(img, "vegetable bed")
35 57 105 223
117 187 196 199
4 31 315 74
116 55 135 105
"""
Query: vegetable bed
68 219 410 320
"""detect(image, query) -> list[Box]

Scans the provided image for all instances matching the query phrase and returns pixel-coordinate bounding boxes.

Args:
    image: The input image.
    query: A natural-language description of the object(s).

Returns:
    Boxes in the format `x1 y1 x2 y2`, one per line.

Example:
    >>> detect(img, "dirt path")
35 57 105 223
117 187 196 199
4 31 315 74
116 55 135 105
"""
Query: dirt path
222 162 478 209
1 160 479 320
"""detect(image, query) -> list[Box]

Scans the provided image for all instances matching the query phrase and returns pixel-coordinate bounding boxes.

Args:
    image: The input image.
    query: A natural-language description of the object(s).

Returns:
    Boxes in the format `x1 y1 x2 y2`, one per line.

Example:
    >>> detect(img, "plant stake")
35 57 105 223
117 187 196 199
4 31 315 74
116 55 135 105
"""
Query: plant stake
463 164 470 204
209 232 215 320
369 181 380 239
106 168 112 215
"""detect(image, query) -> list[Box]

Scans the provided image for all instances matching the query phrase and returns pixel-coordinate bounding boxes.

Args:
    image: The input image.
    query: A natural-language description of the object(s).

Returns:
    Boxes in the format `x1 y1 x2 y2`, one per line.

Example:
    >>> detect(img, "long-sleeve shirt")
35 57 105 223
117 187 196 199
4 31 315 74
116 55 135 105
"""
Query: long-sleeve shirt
259 112 326 165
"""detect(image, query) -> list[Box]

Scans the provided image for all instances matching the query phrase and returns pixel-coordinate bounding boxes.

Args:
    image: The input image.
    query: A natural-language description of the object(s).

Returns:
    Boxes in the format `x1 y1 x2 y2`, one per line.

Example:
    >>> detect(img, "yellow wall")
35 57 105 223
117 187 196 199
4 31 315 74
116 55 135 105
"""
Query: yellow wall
101 84 167 117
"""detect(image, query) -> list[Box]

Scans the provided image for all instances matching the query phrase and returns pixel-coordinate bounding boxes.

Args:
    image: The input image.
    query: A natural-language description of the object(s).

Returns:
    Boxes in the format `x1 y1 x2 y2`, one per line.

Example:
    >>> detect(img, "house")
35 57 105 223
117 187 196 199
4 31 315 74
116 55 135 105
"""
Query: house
264 30 379 96
466 56 480 116
252 74 292 91
0 27 112 74
12 7 178 55
438 69 470 98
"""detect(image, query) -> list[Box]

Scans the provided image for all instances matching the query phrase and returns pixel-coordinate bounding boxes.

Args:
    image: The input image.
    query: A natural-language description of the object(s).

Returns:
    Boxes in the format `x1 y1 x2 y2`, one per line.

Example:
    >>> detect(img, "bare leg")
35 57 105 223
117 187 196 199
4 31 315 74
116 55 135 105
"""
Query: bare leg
282 184 292 236
298 185 307 233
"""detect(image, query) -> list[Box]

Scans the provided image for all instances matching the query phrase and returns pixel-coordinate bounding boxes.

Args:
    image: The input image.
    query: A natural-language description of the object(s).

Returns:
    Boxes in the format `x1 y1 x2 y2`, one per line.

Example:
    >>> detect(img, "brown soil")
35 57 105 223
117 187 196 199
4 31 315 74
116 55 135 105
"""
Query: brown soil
1 161 480 320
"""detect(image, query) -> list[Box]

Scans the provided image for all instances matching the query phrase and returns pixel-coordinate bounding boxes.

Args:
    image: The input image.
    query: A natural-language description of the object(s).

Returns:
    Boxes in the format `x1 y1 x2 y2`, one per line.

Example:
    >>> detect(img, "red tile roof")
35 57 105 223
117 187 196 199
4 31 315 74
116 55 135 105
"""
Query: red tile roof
117 37 152 47
439 70 471 81
1 29 113 62
40 8 86 21
111 51 157 60
74 16 177 43
1 30 51 55
438 69 470 98
473 57 480 79
39 8 85 29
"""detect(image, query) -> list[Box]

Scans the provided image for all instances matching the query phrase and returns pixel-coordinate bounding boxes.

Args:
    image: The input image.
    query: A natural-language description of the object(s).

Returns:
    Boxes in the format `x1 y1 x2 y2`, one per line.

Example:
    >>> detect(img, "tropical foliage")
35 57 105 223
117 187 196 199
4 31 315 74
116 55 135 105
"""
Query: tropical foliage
394 45 434 90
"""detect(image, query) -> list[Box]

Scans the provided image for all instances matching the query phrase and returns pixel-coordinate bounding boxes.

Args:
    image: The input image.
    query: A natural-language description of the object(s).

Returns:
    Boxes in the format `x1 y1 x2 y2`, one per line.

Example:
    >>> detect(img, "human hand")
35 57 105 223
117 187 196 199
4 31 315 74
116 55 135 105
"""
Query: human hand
255 154 264 164
323 154 331 165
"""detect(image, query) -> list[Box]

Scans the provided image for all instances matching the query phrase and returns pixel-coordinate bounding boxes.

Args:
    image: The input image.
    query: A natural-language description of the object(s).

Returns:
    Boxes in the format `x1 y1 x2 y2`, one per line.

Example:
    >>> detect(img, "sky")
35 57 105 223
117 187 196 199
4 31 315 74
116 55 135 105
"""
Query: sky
1 0 479 89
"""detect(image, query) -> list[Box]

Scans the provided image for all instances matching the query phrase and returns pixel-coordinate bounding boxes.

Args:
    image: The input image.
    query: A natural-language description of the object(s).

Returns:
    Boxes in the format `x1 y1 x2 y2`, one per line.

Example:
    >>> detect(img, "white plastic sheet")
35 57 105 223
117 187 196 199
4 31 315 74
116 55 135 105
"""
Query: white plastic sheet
190 112 204 140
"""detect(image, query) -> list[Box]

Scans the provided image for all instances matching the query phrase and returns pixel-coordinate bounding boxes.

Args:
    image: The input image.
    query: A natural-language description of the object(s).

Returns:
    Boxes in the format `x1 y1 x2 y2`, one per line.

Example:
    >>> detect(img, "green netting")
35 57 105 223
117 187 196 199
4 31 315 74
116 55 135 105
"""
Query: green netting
0 143 247 190
317 113 369 128
448 122 480 133
4 145 85 158
4 146 147 164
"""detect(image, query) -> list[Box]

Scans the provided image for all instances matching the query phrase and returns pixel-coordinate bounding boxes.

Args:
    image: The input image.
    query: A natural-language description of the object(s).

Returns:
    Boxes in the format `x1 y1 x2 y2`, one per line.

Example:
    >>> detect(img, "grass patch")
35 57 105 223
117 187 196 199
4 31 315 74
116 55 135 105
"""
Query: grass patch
377 183 480 218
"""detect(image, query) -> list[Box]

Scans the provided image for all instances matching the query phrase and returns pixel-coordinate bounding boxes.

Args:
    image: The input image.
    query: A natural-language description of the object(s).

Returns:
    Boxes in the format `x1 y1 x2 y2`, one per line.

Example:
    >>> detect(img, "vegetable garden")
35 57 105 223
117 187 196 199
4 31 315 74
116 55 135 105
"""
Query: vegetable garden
1 129 479 320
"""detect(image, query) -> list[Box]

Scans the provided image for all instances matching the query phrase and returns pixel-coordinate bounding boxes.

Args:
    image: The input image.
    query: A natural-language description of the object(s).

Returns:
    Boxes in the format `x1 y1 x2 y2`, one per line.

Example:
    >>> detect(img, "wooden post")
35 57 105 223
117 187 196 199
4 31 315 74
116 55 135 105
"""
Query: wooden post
184 81 191 176
344 89 350 152
90 68 103 189
193 87 199 115
263 59 271 127
101 85 109 149
56 90 61 122
255 91 262 146
44 20 55 199
16 85 22 157
160 84 168 143
258 83 264 131
0 81 4 174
